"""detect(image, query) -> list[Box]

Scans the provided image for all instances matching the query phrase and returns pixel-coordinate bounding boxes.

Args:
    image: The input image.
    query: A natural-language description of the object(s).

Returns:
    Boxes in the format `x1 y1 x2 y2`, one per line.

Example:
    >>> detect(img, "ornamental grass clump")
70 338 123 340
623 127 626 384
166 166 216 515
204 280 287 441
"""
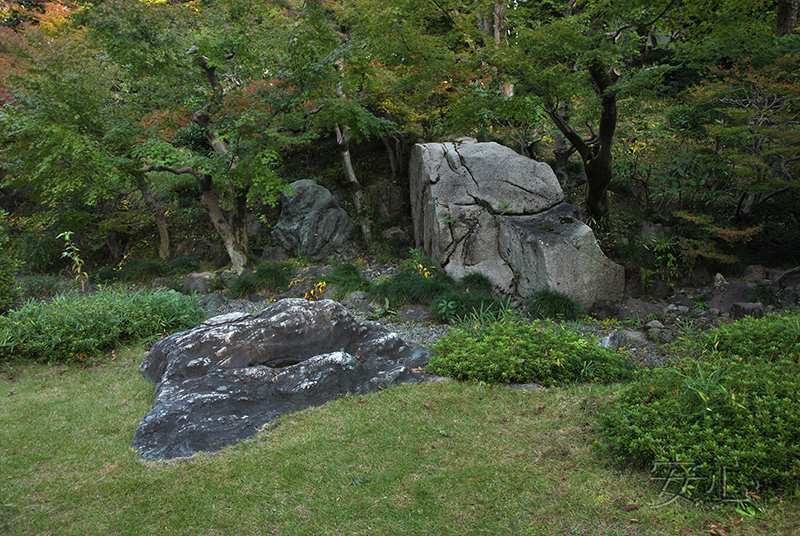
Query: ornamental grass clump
598 312 800 501
253 261 294 292
527 288 580 321
117 259 170 282
0 287 207 363
370 269 454 308
429 319 635 386
19 274 66 300
317 263 372 297
227 262 295 299
226 274 258 299
431 290 509 324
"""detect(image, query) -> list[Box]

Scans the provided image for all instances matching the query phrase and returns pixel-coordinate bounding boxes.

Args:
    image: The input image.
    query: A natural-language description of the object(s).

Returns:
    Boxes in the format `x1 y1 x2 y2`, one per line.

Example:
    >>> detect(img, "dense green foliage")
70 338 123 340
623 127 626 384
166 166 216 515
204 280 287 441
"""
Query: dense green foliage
370 269 455 308
0 0 798 274
93 257 204 284
0 287 207 363
227 261 295 299
0 251 17 311
526 288 580 321
18 274 68 299
430 290 509 324
429 319 634 386
317 263 373 296
599 312 800 500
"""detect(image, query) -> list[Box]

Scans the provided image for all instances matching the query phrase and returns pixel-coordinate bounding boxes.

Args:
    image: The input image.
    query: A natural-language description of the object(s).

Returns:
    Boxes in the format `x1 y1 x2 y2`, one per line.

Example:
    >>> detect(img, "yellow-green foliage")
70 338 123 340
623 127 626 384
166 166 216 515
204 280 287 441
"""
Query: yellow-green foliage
599 312 800 500
0 288 207 363
0 253 17 312
429 320 635 386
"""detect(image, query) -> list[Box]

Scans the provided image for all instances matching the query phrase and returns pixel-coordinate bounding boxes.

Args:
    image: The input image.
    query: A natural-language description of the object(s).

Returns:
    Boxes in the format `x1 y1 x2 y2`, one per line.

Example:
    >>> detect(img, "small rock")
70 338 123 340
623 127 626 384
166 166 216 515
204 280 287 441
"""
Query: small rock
590 299 619 320
339 291 373 315
397 305 432 323
617 298 663 322
647 281 672 301
261 246 289 262
151 277 174 289
730 302 765 320
743 265 766 282
183 272 218 294
598 331 627 351
669 294 694 308
381 227 411 244
199 293 226 312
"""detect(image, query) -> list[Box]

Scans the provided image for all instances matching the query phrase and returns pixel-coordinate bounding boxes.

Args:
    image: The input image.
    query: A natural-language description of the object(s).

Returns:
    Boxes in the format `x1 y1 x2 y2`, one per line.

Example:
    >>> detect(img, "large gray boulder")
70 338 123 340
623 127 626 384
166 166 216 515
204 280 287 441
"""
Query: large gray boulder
497 204 625 310
272 179 356 260
409 140 623 310
132 299 431 460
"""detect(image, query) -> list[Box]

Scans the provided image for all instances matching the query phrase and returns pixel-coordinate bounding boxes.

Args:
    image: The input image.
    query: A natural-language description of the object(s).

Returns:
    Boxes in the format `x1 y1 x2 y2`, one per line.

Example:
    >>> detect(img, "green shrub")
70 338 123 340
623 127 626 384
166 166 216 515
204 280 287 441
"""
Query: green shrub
599 312 800 501
370 269 455 308
19 275 66 299
253 261 294 292
431 290 509 323
527 288 580 321
458 272 494 294
749 283 775 306
167 256 201 275
118 259 169 282
0 253 18 312
429 320 634 386
0 287 207 363
91 266 119 283
318 263 372 296
227 273 258 299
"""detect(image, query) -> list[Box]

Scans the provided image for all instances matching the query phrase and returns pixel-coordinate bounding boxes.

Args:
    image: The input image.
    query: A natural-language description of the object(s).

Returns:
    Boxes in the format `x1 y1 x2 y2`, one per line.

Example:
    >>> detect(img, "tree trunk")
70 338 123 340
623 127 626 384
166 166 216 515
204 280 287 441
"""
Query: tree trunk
190 51 251 274
381 134 407 181
553 132 577 185
381 135 399 181
546 61 618 220
335 124 372 248
135 174 170 260
777 0 798 37
196 173 249 273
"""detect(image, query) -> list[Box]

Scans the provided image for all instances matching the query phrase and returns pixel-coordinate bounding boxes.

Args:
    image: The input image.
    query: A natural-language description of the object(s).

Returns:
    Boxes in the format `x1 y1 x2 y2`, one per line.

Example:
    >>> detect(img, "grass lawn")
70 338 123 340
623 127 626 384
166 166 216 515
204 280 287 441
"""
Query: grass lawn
1 346 798 536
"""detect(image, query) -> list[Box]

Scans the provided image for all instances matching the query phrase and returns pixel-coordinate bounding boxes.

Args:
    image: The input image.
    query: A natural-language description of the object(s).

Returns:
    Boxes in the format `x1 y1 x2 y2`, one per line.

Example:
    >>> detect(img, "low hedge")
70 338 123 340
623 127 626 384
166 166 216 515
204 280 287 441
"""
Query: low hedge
599 312 800 500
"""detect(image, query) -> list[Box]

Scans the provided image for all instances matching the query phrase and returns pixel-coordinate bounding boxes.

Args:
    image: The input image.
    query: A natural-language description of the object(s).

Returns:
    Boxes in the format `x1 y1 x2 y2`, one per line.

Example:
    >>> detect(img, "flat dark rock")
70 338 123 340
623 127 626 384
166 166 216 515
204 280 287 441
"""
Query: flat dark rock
132 299 432 460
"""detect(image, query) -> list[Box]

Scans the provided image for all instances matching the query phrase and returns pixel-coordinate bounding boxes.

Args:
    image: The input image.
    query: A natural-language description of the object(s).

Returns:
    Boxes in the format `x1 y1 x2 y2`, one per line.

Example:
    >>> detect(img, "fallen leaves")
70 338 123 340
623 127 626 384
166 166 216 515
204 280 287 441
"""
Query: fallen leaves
707 523 731 536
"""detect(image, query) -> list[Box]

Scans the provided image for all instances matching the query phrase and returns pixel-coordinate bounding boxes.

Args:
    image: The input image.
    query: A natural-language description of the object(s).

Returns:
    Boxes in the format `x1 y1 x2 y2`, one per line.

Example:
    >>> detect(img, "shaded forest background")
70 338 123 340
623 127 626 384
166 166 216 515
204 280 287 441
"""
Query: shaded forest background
0 0 798 282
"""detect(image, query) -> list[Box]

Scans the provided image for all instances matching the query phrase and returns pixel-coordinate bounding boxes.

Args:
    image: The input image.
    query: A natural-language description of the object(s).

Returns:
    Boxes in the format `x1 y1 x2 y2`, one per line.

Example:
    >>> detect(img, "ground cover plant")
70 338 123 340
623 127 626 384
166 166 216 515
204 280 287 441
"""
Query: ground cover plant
370 255 508 325
227 261 295 299
93 256 205 284
17 274 70 300
0 287 207 363
527 288 581 321
370 269 455 308
599 311 800 502
431 290 510 324
3 347 799 536
317 263 373 298
429 319 635 386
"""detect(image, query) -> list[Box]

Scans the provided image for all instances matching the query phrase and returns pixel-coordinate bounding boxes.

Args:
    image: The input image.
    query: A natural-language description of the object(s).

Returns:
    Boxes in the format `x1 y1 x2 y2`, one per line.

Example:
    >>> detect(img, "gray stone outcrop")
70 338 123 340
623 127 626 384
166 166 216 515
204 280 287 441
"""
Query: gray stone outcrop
132 299 431 460
409 140 624 311
272 180 356 260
